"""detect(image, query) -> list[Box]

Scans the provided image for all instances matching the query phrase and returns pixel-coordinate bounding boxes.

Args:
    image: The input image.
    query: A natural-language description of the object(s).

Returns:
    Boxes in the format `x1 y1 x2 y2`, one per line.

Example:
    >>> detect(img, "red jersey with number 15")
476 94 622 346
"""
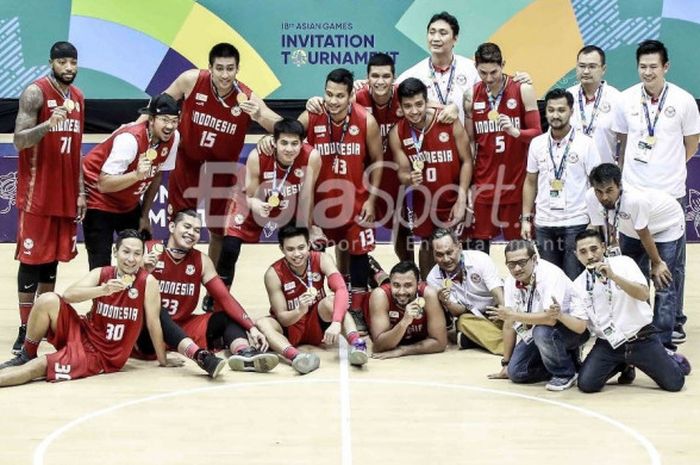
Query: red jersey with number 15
17 76 84 217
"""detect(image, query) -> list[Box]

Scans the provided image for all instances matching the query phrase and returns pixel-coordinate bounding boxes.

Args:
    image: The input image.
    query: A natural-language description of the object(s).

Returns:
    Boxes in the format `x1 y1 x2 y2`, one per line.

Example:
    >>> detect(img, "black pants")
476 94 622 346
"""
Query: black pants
83 206 142 270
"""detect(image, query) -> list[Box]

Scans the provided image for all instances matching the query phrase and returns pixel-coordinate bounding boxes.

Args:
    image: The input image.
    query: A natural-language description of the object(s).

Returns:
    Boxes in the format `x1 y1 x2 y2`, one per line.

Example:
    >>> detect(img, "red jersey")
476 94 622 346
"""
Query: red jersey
471 78 531 205
17 76 84 217
83 122 176 212
83 267 147 372
147 241 202 323
270 251 326 314
379 282 429 345
306 103 369 220
227 143 313 242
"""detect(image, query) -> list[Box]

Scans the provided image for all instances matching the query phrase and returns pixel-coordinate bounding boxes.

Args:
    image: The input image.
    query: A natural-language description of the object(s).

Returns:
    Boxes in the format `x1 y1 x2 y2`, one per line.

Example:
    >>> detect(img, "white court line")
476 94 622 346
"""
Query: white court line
338 339 353 465
33 378 661 465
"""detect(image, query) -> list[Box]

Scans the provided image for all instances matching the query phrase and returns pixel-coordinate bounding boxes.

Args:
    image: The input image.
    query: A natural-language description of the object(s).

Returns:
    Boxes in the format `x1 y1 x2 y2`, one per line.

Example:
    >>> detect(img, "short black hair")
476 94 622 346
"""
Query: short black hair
115 229 144 251
326 68 354 95
588 163 622 187
474 42 503 66
504 239 536 258
172 208 200 224
577 45 606 65
397 77 428 102
209 43 240 67
544 88 574 108
367 53 395 76
278 224 309 246
636 39 668 65
390 260 420 281
427 11 459 37
575 228 604 245
273 118 305 141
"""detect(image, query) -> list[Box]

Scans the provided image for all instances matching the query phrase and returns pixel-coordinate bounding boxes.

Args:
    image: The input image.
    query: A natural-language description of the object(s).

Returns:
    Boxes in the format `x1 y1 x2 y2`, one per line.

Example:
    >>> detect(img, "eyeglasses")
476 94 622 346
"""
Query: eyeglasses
156 116 179 125
505 256 534 270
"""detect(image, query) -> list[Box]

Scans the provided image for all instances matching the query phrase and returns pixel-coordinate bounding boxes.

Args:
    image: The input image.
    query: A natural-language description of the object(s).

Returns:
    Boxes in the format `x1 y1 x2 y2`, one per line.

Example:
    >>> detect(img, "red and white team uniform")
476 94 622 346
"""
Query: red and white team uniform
306 103 375 254
369 282 429 345
16 76 84 264
395 111 462 238
45 267 148 382
355 84 402 229
225 143 313 241
168 70 252 234
270 251 327 346
82 122 176 213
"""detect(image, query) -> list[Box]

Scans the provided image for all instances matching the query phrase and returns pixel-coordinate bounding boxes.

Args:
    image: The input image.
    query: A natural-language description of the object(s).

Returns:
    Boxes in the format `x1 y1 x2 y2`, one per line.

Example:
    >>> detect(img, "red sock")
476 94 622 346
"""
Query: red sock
283 346 299 361
184 342 201 360
346 331 360 345
231 340 248 354
350 290 369 311
23 336 40 358
19 303 32 325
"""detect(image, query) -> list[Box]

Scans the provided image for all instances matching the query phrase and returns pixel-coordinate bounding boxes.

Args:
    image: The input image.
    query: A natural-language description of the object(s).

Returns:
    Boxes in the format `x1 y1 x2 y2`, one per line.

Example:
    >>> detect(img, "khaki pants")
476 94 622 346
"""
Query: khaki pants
457 313 504 355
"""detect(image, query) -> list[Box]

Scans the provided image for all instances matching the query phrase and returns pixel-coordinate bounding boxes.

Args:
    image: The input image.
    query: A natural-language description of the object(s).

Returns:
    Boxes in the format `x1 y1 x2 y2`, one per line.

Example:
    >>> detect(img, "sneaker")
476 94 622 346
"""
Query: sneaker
368 255 389 287
228 347 280 373
11 325 26 355
618 365 636 385
350 309 368 335
291 352 320 374
672 326 687 344
196 350 226 378
0 348 32 370
201 295 215 313
456 332 477 350
671 352 692 376
545 373 578 391
348 340 368 367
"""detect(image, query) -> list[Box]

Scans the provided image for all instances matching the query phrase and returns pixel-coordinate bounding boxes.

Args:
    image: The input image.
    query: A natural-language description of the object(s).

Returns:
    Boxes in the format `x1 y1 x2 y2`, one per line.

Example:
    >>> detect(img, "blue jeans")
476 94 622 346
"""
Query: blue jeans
619 232 685 347
578 335 685 392
535 224 588 280
675 196 687 327
508 323 588 382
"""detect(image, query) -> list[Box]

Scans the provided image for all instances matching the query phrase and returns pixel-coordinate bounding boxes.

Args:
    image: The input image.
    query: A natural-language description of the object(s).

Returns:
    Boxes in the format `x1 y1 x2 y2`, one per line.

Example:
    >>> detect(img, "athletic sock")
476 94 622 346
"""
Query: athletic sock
283 346 300 361
23 336 40 358
346 331 360 345
19 303 32 325
184 342 201 360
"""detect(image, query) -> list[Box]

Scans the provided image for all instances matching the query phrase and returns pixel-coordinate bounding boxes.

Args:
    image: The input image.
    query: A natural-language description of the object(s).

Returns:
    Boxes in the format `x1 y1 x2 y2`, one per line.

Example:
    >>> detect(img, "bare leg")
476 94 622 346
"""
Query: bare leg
256 317 294 356
0 356 48 387
26 293 62 341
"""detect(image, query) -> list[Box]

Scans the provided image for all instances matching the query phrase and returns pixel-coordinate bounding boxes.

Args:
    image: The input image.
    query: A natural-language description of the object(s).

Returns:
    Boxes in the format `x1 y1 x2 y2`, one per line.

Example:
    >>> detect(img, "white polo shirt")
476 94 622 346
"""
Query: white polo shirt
504 259 586 317
567 81 622 164
527 127 601 226
426 250 503 317
573 255 652 340
612 81 700 198
585 185 685 242
397 54 480 124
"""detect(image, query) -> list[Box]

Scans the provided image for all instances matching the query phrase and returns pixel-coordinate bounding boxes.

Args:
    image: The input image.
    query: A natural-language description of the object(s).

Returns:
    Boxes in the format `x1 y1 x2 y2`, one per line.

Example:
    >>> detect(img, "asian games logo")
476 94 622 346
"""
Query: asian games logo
0 171 17 214
291 49 308 67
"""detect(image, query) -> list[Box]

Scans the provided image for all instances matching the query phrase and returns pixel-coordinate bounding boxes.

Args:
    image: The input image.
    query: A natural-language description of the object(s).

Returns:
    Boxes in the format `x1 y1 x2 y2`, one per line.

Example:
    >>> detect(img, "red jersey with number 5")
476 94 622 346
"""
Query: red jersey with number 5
471 78 529 205
17 76 84 217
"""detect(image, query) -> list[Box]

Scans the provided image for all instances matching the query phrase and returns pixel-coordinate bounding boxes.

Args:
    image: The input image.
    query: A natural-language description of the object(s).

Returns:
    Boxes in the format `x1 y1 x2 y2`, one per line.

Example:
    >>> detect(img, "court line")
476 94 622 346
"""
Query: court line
33 378 661 465
338 339 353 465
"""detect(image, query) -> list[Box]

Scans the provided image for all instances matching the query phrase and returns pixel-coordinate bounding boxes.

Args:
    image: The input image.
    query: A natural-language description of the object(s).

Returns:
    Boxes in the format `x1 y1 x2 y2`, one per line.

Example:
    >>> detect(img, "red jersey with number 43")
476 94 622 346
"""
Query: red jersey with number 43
270 251 326 314
147 241 203 324
83 266 147 372
379 282 428 345
306 103 369 219
17 76 84 217
471 78 530 205
82 122 175 213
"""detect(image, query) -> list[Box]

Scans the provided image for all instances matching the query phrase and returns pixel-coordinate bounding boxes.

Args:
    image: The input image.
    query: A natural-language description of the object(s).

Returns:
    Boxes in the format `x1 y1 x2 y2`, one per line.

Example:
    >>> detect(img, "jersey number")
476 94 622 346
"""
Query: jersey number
425 167 437 183
60 136 72 154
495 135 506 154
54 362 72 381
200 131 217 148
105 323 125 341
332 158 347 175
359 229 375 248
162 298 179 316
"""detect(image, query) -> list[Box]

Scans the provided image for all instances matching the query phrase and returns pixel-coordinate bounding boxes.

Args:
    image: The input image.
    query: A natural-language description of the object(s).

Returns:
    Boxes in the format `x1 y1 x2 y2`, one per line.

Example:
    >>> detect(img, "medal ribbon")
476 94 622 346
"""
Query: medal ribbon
271 158 293 197
577 82 604 136
602 191 623 247
486 76 508 113
428 57 456 105
641 83 669 139
548 128 575 181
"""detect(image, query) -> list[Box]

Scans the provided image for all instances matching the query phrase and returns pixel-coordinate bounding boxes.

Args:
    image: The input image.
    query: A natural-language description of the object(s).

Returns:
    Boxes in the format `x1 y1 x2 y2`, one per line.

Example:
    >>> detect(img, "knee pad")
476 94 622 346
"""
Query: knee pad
17 263 42 293
38 261 58 284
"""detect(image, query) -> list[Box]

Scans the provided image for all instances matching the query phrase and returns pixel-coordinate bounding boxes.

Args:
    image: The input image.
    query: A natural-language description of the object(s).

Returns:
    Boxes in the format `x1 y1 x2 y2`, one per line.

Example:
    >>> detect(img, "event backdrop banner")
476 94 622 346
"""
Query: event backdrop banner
0 0 699 99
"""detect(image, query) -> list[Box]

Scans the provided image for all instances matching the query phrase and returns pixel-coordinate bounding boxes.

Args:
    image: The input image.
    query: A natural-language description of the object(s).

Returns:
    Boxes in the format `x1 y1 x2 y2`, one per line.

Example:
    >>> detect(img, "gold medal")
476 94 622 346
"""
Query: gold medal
415 297 426 308
487 110 500 121
307 287 318 298
236 92 248 105
412 160 425 171
121 274 135 286
550 179 564 191
645 135 656 146
443 278 453 289
152 243 164 254
145 148 158 161
267 193 281 207
63 99 75 112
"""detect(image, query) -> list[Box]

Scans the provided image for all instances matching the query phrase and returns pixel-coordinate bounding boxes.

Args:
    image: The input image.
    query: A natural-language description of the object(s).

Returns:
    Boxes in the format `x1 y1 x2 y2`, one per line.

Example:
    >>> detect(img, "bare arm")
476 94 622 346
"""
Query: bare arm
264 267 307 327
247 94 282 133
364 114 383 205
368 289 410 352
13 84 66 150
453 121 472 203
63 268 114 303
684 134 699 162
389 126 414 186
297 110 310 131
462 87 475 143
490 286 505 307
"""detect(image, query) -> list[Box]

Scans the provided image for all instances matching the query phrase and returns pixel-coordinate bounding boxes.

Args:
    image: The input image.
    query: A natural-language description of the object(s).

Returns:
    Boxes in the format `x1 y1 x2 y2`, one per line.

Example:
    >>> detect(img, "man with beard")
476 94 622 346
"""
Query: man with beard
12 41 85 354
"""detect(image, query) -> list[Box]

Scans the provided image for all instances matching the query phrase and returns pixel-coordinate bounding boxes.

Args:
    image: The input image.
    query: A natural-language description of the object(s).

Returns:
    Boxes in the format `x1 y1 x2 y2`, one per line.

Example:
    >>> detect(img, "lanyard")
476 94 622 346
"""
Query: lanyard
287 257 315 292
641 83 669 138
585 268 612 325
440 258 467 283
428 57 456 105
409 114 428 157
271 158 292 196
486 76 508 112
516 272 537 313
548 128 575 181
210 79 235 108
602 192 622 246
48 75 71 101
326 106 352 152
577 82 604 136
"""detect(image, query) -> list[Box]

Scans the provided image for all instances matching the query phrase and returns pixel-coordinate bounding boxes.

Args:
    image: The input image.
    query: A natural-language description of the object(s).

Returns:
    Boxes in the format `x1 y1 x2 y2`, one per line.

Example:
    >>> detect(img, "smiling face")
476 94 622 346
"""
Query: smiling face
432 234 461 274
168 214 202 251
323 81 351 120
637 52 668 90
400 93 428 127
427 19 457 56
209 56 238 95
280 234 310 270
367 64 394 100
390 270 419 307
151 115 179 142
114 237 144 275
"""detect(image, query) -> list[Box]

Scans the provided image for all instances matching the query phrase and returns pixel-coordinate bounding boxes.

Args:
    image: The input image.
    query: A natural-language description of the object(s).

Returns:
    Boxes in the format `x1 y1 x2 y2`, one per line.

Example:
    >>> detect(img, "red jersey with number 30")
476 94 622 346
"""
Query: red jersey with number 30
83 267 147 372
471 78 529 205
379 282 428 345
82 122 175 212
17 76 84 217
270 251 326 315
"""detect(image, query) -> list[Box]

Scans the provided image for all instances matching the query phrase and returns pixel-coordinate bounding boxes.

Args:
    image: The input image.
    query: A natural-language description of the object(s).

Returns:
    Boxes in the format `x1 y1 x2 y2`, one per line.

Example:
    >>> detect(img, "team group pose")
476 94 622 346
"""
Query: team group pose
3 10 698 393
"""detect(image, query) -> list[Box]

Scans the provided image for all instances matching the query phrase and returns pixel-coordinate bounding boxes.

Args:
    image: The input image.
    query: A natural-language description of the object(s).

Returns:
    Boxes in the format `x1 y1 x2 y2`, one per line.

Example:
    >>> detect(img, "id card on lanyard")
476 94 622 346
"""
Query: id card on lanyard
513 281 536 344
586 270 625 348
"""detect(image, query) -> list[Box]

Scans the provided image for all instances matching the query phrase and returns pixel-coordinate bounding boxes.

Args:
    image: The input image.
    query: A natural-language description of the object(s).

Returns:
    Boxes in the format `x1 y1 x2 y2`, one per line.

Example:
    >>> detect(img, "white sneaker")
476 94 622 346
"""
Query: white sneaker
545 373 578 391
292 352 320 374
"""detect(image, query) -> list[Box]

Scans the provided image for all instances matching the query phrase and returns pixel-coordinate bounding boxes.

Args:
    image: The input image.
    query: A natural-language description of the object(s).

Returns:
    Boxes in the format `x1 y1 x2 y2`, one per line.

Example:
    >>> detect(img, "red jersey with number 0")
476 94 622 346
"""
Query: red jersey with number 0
471 78 531 205
82 122 175 212
379 282 428 344
270 251 326 315
83 267 147 372
17 76 84 217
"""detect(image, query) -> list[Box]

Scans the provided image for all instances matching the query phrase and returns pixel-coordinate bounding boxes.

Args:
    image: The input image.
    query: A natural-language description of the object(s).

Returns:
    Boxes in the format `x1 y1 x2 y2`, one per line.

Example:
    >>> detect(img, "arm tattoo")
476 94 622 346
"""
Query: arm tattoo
13 85 51 150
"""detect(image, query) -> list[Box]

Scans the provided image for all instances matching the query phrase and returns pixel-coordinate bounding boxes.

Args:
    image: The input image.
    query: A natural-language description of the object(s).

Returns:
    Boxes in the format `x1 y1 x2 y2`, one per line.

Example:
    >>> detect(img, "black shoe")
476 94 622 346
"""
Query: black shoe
618 365 636 385
11 325 26 355
456 332 478 350
672 325 687 344
368 255 389 287
0 348 31 370
228 347 280 373
350 309 368 335
195 350 226 378
201 295 215 313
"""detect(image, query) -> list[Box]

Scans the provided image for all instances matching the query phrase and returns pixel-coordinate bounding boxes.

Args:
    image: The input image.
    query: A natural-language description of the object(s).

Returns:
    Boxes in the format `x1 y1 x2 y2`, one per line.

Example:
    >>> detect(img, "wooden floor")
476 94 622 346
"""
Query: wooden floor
0 242 697 465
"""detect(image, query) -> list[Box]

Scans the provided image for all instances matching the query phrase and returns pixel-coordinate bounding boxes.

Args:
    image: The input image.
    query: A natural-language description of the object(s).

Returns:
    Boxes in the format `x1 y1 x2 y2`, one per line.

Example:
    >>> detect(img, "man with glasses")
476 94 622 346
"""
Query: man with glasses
82 93 180 269
486 240 588 390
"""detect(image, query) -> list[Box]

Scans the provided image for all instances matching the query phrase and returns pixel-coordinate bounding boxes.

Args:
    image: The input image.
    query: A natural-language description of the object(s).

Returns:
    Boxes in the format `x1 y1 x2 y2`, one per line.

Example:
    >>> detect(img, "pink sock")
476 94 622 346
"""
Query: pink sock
283 346 300 361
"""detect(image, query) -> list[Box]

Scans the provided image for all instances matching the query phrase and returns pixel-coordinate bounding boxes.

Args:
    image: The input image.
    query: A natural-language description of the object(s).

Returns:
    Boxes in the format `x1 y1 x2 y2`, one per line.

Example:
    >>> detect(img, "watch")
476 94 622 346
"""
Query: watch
501 358 509 367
